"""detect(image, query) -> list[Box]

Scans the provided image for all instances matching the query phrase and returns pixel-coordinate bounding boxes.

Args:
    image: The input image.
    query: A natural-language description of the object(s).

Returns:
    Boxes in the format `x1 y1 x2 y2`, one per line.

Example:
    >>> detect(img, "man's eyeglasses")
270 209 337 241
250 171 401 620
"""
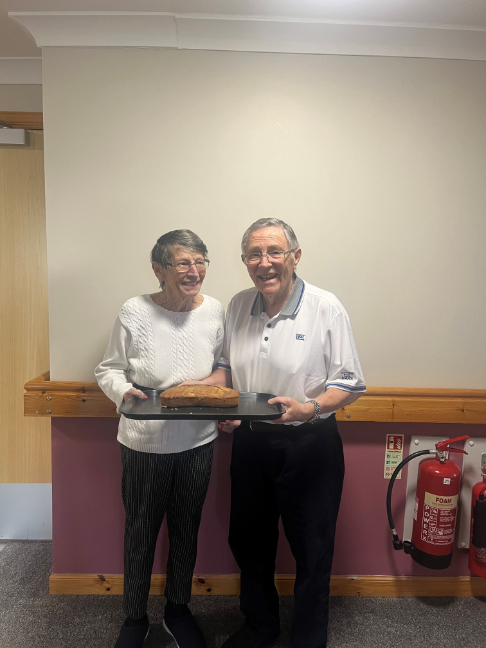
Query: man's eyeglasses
167 260 210 273
242 250 294 265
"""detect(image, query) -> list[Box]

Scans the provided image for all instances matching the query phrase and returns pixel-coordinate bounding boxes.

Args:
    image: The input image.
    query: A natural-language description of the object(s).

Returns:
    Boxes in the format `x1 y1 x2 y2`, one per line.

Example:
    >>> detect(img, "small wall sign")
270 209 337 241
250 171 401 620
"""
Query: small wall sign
384 434 404 479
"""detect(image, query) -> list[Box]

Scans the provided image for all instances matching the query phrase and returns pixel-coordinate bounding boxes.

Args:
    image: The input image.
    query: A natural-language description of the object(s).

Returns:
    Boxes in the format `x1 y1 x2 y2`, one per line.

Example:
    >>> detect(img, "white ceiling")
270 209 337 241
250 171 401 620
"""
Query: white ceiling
2 0 486 59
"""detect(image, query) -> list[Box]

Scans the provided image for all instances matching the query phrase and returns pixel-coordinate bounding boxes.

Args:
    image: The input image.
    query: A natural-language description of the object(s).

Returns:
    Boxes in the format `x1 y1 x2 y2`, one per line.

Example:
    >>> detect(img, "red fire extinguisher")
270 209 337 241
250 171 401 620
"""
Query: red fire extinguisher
387 435 469 569
469 452 486 578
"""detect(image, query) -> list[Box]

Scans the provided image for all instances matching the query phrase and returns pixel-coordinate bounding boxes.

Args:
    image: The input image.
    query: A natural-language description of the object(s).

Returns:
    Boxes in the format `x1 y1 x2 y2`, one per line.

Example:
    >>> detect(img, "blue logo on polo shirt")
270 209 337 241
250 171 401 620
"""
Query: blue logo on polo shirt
296 334 305 341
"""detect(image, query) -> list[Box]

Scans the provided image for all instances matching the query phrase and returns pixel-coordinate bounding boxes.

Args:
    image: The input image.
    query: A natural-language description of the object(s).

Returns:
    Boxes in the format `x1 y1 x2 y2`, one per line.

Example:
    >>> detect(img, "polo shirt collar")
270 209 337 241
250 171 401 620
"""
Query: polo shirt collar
250 276 305 317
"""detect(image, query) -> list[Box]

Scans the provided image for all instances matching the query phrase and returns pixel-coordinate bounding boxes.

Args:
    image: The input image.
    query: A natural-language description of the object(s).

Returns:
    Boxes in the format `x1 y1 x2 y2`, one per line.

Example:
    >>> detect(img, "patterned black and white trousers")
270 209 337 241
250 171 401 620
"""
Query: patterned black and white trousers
120 441 214 619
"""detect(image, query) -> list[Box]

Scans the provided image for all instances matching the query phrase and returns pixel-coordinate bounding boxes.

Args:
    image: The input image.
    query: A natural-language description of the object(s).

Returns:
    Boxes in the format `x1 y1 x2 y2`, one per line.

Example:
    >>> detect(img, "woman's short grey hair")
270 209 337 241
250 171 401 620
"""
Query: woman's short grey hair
151 229 208 289
241 218 299 253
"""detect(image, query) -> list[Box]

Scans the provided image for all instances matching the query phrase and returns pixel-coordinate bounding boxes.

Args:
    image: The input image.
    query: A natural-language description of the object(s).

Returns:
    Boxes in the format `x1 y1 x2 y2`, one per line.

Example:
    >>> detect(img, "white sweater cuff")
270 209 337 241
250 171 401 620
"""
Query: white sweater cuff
114 382 133 410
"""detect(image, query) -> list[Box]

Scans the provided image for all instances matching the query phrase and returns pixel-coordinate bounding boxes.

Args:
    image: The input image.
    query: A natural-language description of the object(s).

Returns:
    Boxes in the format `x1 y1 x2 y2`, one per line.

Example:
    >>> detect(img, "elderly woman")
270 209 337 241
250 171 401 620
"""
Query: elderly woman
200 218 366 648
95 230 224 648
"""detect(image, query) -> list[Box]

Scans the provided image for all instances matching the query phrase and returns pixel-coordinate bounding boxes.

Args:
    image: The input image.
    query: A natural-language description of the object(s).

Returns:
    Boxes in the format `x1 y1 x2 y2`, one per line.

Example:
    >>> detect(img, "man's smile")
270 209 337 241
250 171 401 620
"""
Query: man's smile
258 273 278 283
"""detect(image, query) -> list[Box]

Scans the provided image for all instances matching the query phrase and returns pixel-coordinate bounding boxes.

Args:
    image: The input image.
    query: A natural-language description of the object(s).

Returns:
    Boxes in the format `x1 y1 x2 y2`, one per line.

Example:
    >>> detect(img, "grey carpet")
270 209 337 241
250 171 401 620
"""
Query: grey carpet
0 541 484 648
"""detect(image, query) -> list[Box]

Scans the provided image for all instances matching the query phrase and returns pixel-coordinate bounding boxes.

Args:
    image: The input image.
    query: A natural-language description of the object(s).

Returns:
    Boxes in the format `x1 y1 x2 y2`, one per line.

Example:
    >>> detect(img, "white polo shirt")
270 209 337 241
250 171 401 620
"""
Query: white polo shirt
217 277 366 425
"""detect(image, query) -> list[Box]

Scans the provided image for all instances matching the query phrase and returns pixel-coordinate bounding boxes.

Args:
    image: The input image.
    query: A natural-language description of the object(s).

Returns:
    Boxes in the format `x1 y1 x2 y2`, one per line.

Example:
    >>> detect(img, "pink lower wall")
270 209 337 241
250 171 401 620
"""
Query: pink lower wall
51 419 486 576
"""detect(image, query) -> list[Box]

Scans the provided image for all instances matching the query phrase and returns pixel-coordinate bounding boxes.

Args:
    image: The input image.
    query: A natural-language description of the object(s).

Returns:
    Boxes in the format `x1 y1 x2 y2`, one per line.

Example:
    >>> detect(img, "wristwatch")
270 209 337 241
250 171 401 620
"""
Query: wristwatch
306 399 321 424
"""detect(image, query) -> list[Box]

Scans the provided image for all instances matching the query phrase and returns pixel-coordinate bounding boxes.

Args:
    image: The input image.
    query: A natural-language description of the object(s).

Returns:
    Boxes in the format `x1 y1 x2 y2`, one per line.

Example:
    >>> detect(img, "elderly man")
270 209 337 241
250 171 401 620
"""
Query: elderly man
201 218 366 648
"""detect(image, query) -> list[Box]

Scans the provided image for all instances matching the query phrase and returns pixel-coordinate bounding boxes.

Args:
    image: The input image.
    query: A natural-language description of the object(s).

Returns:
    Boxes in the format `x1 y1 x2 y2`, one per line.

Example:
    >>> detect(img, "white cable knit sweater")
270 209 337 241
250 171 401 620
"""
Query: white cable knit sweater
95 294 224 454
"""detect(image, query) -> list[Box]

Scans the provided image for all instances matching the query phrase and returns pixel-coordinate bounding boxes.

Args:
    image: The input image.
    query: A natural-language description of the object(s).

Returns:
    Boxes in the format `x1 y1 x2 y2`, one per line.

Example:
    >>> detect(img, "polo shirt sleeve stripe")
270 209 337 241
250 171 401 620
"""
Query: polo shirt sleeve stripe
216 361 231 371
326 382 367 393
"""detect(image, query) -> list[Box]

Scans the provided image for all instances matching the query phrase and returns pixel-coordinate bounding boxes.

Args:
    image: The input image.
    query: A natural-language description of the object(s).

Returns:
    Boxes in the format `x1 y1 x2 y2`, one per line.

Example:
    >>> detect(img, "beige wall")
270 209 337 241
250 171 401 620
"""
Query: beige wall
0 85 42 112
41 48 486 387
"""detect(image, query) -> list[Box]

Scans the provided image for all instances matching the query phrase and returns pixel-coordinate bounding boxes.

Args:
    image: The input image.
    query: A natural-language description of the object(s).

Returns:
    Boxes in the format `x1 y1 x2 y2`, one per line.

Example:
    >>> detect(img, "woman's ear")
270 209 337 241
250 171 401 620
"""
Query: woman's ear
152 261 166 284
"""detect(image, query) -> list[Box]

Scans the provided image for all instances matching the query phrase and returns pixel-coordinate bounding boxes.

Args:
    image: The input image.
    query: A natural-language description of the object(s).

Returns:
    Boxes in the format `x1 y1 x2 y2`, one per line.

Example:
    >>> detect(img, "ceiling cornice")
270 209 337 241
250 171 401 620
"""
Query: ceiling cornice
9 11 486 61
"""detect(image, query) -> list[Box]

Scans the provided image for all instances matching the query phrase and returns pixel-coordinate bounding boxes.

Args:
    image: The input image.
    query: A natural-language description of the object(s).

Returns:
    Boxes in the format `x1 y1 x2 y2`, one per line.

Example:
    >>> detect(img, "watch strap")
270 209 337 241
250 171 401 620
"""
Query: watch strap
306 399 321 424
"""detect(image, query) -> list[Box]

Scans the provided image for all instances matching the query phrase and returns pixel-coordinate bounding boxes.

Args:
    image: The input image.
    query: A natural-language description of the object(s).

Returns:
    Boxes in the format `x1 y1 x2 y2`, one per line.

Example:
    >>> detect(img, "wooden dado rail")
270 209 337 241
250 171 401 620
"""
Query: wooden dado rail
25 372 486 424
0 111 43 129
49 573 486 597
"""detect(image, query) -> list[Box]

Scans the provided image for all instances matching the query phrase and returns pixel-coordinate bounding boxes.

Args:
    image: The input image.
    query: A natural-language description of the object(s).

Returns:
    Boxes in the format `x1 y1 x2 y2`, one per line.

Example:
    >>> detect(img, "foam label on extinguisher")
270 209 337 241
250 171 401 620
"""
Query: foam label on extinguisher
420 493 458 546
424 493 458 509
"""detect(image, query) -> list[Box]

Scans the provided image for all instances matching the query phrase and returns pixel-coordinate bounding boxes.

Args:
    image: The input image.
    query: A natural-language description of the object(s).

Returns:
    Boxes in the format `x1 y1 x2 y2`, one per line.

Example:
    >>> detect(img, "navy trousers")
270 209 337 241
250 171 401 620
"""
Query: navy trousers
229 416 344 648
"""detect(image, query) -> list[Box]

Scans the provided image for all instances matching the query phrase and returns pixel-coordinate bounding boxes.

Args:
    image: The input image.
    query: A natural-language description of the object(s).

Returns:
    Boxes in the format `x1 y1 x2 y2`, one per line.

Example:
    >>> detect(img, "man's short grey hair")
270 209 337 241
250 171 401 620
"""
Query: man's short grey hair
241 218 299 253
151 229 208 289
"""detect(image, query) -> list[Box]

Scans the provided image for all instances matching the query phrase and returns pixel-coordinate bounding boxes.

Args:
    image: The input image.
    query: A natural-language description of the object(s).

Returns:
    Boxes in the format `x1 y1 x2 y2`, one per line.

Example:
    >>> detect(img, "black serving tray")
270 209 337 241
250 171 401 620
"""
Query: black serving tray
119 389 285 421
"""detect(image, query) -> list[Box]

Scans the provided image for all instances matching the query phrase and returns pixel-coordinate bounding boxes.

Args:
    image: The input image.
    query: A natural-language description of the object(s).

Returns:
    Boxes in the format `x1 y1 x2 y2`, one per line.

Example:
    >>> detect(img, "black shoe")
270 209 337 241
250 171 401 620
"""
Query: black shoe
114 619 150 648
163 611 206 648
221 623 280 648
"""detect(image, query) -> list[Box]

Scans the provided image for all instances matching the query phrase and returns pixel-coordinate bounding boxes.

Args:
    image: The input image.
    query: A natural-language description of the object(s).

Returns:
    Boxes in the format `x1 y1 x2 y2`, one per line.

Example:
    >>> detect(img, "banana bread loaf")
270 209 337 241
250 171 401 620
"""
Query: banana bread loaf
160 384 239 408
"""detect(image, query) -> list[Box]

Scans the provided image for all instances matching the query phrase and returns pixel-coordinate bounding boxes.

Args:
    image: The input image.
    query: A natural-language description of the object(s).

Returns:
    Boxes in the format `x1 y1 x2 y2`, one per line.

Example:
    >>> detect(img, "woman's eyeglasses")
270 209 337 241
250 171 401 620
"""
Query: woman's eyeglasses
167 260 210 273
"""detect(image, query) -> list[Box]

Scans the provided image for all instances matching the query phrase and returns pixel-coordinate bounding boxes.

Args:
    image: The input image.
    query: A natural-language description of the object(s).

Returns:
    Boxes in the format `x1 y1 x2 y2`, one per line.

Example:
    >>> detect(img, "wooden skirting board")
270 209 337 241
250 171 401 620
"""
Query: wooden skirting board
25 372 486 424
49 573 486 597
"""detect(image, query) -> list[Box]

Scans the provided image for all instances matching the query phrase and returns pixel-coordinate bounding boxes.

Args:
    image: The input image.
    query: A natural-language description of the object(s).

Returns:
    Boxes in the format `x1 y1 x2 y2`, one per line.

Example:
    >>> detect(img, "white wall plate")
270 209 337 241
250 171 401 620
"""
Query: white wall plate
0 128 28 145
